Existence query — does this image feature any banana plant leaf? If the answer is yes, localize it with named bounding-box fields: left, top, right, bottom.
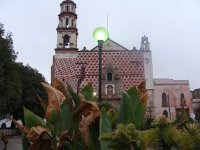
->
left=57, top=100, right=74, bottom=136
left=24, top=107, right=46, bottom=128
left=119, top=91, right=134, bottom=125
left=127, top=87, right=146, bottom=129
left=80, top=84, right=95, bottom=101
left=88, top=120, right=101, bottom=150
left=100, top=107, right=113, bottom=150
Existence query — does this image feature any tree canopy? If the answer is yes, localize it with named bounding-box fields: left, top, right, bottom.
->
left=0, top=23, right=47, bottom=119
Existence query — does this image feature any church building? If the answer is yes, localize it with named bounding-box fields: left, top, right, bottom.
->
left=51, top=0, right=192, bottom=119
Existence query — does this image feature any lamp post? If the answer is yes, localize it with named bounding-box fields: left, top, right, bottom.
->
left=93, top=27, right=109, bottom=103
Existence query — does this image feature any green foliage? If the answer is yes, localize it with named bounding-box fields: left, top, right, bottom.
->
left=108, top=123, right=137, bottom=150
left=24, top=107, right=46, bottom=128
left=17, top=63, right=47, bottom=118
left=100, top=102, right=118, bottom=128
left=162, top=127, right=179, bottom=148
left=119, top=92, right=134, bottom=125
left=181, top=123, right=200, bottom=150
left=127, top=87, right=146, bottom=129
left=80, top=83, right=96, bottom=101
left=0, top=23, right=47, bottom=119
left=119, top=86, right=146, bottom=129
left=100, top=107, right=112, bottom=150
left=57, top=101, right=74, bottom=135
left=177, top=132, right=194, bottom=150
left=0, top=23, right=22, bottom=116
left=138, top=128, right=158, bottom=149
left=22, top=134, right=30, bottom=150
left=47, top=110, right=61, bottom=126
left=88, top=121, right=101, bottom=150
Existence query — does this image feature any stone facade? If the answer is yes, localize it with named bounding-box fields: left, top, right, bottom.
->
left=152, top=79, right=192, bottom=119
left=52, top=39, right=146, bottom=101
left=51, top=0, right=192, bottom=119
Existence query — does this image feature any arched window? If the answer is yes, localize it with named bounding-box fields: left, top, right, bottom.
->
left=162, top=92, right=168, bottom=107
left=66, top=6, right=69, bottom=12
left=180, top=93, right=185, bottom=106
left=66, top=18, right=69, bottom=27
left=163, top=110, right=168, bottom=117
left=63, top=34, right=70, bottom=48
left=107, top=72, right=112, bottom=81
left=107, top=85, right=113, bottom=97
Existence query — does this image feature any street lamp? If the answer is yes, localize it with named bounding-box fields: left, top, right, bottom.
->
left=93, top=27, right=109, bottom=103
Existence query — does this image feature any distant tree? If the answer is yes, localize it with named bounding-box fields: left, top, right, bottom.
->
left=0, top=23, right=47, bottom=120
left=0, top=23, right=22, bottom=117
left=17, top=63, right=47, bottom=118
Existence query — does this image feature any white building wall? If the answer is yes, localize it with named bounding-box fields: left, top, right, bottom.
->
left=143, top=51, right=154, bottom=90
left=153, top=78, right=192, bottom=119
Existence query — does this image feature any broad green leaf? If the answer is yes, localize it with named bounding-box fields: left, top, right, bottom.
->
left=119, top=92, right=134, bottom=125
left=100, top=107, right=112, bottom=150
left=127, top=87, right=139, bottom=108
left=57, top=101, right=74, bottom=136
left=134, top=103, right=146, bottom=128
left=46, top=109, right=60, bottom=125
left=22, top=134, right=30, bottom=150
left=67, top=83, right=80, bottom=108
left=72, top=125, right=85, bottom=150
left=24, top=107, right=46, bottom=128
left=80, top=84, right=95, bottom=101
left=127, top=87, right=146, bottom=129
left=88, top=121, right=101, bottom=150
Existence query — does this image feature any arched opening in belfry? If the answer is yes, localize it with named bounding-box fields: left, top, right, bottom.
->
left=66, top=18, right=69, bottom=27
left=66, top=6, right=69, bottom=12
left=63, top=34, right=70, bottom=48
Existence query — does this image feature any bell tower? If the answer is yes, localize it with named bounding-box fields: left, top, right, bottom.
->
left=56, top=0, right=78, bottom=53
left=140, top=35, right=150, bottom=51
left=140, top=35, right=154, bottom=110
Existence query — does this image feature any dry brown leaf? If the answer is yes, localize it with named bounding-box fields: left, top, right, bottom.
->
left=52, top=77, right=73, bottom=109
left=137, top=81, right=148, bottom=107
left=36, top=94, right=47, bottom=110
left=41, top=82, right=65, bottom=119
left=29, top=131, right=53, bottom=150
left=79, top=112, right=96, bottom=144
left=58, top=130, right=71, bottom=148
left=74, top=98, right=100, bottom=145
left=12, top=118, right=30, bottom=135
left=26, top=126, right=51, bottom=143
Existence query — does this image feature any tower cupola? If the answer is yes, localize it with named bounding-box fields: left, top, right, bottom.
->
left=140, top=35, right=150, bottom=51
left=56, top=0, right=78, bottom=52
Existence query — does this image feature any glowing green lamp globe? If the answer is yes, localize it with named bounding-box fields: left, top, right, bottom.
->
left=93, top=27, right=109, bottom=42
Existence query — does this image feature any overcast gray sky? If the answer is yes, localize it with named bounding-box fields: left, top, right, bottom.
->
left=1, top=0, right=200, bottom=90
